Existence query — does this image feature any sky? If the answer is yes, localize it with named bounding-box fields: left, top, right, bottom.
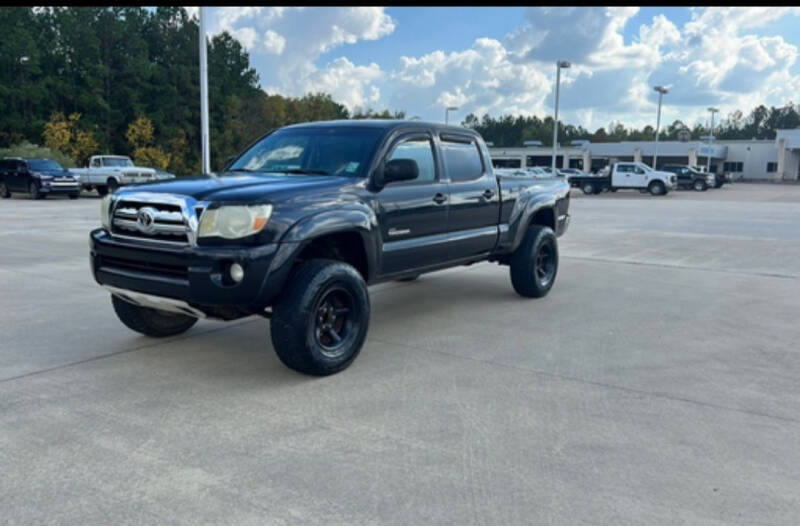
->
left=192, top=6, right=800, bottom=131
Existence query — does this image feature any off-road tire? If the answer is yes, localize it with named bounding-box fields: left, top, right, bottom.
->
left=270, top=259, right=370, bottom=376
left=112, top=295, right=198, bottom=337
left=509, top=225, right=559, bottom=298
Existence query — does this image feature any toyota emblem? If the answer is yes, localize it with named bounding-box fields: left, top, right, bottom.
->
left=136, top=207, right=157, bottom=234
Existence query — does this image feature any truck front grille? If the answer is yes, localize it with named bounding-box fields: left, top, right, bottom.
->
left=111, top=199, right=191, bottom=245
left=98, top=255, right=189, bottom=280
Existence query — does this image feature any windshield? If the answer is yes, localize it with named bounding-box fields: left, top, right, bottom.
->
left=229, top=127, right=384, bottom=177
left=28, top=160, right=64, bottom=172
left=103, top=157, right=134, bottom=167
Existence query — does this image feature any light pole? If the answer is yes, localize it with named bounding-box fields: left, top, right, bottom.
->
left=552, top=60, right=570, bottom=175
left=444, top=106, right=458, bottom=125
left=652, top=86, right=668, bottom=169
left=706, top=107, right=719, bottom=173
left=199, top=7, right=211, bottom=175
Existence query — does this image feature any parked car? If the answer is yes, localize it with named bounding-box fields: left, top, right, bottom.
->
left=70, top=155, right=157, bottom=195
left=558, top=168, right=589, bottom=181
left=661, top=165, right=715, bottom=191
left=0, top=157, right=81, bottom=199
left=495, top=167, right=550, bottom=178
left=690, top=165, right=729, bottom=188
left=90, top=120, right=571, bottom=376
left=569, top=162, right=677, bottom=195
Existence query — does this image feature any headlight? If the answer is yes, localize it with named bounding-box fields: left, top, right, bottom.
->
left=198, top=204, right=272, bottom=239
left=100, top=194, right=112, bottom=229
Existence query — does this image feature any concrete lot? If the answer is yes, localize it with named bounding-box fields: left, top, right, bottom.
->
left=1, top=183, right=799, bottom=524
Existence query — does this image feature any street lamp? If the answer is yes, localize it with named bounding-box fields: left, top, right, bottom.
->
left=706, top=107, right=719, bottom=173
left=552, top=60, right=570, bottom=175
left=652, top=86, right=668, bottom=169
left=444, top=106, right=458, bottom=125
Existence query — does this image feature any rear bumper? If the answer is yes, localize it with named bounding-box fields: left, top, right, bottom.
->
left=90, top=229, right=298, bottom=318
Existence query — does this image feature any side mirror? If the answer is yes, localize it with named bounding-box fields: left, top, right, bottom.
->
left=382, top=158, right=419, bottom=185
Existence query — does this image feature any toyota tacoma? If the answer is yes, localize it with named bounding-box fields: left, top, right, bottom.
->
left=90, top=120, right=571, bottom=375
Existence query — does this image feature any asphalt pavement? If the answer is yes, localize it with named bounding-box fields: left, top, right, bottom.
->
left=1, top=183, right=799, bottom=525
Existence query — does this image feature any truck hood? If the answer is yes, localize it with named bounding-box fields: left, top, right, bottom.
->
left=115, top=172, right=354, bottom=202
left=35, top=169, right=75, bottom=179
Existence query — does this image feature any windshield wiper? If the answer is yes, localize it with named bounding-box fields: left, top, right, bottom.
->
left=280, top=169, right=331, bottom=175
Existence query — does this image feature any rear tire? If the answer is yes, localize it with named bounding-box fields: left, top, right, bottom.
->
left=270, top=259, right=370, bottom=376
left=509, top=225, right=559, bottom=298
left=107, top=178, right=119, bottom=194
left=581, top=182, right=595, bottom=195
left=96, top=185, right=109, bottom=196
left=111, top=295, right=198, bottom=337
left=0, top=181, right=10, bottom=198
left=648, top=181, right=666, bottom=196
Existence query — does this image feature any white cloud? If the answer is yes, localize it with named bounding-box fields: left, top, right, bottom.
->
left=262, top=30, right=285, bottom=55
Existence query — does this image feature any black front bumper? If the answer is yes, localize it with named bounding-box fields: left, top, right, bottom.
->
left=90, top=229, right=298, bottom=318
left=40, top=182, right=80, bottom=194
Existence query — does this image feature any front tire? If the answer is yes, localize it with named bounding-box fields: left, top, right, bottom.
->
left=96, top=185, right=109, bottom=196
left=509, top=225, right=559, bottom=298
left=582, top=182, right=595, bottom=195
left=694, top=179, right=707, bottom=191
left=111, top=295, right=198, bottom=337
left=648, top=181, right=666, bottom=196
left=271, top=259, right=370, bottom=376
left=107, top=178, right=119, bottom=194
left=0, top=181, right=10, bottom=198
left=29, top=182, right=43, bottom=199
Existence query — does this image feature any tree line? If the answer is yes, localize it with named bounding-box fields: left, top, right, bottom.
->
left=0, top=7, right=403, bottom=173
left=461, top=103, right=800, bottom=148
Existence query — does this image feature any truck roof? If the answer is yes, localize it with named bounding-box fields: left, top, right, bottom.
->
left=282, top=119, right=481, bottom=137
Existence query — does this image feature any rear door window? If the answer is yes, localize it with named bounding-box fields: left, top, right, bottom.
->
left=440, top=137, right=484, bottom=182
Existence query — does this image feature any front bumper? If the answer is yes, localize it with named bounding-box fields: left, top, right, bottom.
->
left=40, top=181, right=80, bottom=194
left=90, top=229, right=297, bottom=318
left=556, top=213, right=570, bottom=237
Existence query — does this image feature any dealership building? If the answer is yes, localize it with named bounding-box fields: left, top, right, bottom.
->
left=488, top=129, right=800, bottom=181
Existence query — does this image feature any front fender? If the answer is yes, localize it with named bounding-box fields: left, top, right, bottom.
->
left=279, top=205, right=380, bottom=281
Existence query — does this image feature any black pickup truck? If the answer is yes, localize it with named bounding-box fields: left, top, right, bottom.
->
left=90, top=120, right=570, bottom=375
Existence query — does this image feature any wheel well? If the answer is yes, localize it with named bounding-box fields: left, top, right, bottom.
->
left=295, top=232, right=368, bottom=280
left=529, top=207, right=555, bottom=230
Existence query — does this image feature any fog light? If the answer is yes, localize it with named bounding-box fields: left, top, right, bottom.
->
left=229, top=263, right=244, bottom=283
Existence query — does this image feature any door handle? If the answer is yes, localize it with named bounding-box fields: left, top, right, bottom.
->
left=432, top=193, right=447, bottom=204
left=482, top=189, right=495, bottom=199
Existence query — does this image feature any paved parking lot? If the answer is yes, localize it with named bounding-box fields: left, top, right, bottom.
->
left=2, top=183, right=800, bottom=524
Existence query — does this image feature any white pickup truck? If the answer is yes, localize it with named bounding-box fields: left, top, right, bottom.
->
left=569, top=162, right=677, bottom=196
left=70, top=155, right=157, bottom=195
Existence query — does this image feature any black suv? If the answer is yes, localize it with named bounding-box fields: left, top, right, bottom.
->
left=0, top=158, right=81, bottom=199
left=661, top=165, right=715, bottom=191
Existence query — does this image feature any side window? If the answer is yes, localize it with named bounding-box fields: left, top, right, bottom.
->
left=91, top=158, right=102, bottom=168
left=388, top=137, right=436, bottom=183
left=441, top=139, right=484, bottom=182
left=617, top=164, right=629, bottom=173
left=17, top=161, right=27, bottom=171
left=634, top=166, right=645, bottom=174
left=0, top=160, right=9, bottom=171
